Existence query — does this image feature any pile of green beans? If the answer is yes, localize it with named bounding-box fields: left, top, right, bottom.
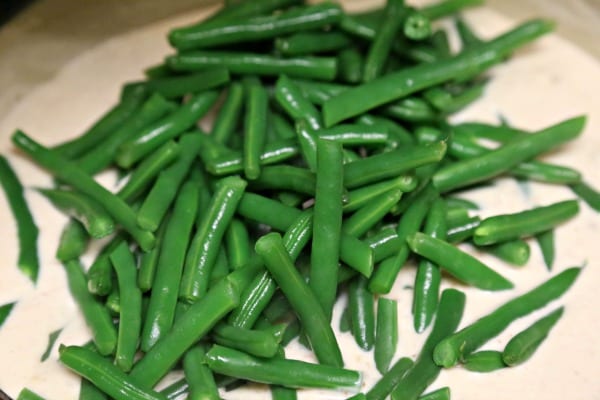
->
left=1, top=0, right=596, bottom=399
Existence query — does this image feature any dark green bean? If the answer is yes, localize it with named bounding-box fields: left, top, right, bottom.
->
left=109, top=242, right=142, bottom=372
left=79, top=377, right=108, bottom=400
left=474, top=200, right=579, bottom=245
left=463, top=350, right=506, bottom=372
left=272, top=113, right=296, bottom=140
left=180, top=176, right=247, bottom=303
left=374, top=298, right=398, bottom=374
left=129, top=273, right=241, bottom=387
left=502, top=307, right=564, bottom=367
left=391, top=289, right=466, bottom=400
left=105, top=286, right=121, bottom=316
left=408, top=232, right=513, bottom=290
left=205, top=345, right=360, bottom=389
left=0, top=302, right=15, bottom=328
left=0, top=155, right=39, bottom=283
left=183, top=345, right=219, bottom=400
left=338, top=48, right=364, bottom=84
left=237, top=192, right=302, bottom=231
left=277, top=31, right=351, bottom=56
left=56, top=219, right=89, bottom=262
left=12, top=130, right=155, bottom=251
left=203, top=0, right=303, bottom=26
left=434, top=267, right=580, bottom=367
left=570, top=180, right=600, bottom=212
left=62, top=260, right=117, bottom=356
left=344, top=189, right=403, bottom=238
left=536, top=229, right=555, bottom=270
left=348, top=276, right=375, bottom=351
left=310, top=139, right=344, bottom=320
left=482, top=239, right=530, bottom=266
left=418, top=387, right=450, bottom=400
left=60, top=345, right=167, bottom=400
left=136, top=133, right=203, bottom=231
left=168, top=51, right=338, bottom=81
left=343, top=176, right=417, bottom=213
left=127, top=68, right=230, bottom=99
left=255, top=232, right=343, bottom=367
left=323, top=19, right=554, bottom=126
left=142, top=179, right=200, bottom=350
left=212, top=322, right=282, bottom=358
left=250, top=165, right=315, bottom=196
left=37, top=188, right=114, bottom=239
left=275, top=75, right=322, bottom=130
left=358, top=114, right=415, bottom=146
left=295, top=120, right=319, bottom=171
left=243, top=77, right=268, bottom=180
left=318, top=123, right=390, bottom=147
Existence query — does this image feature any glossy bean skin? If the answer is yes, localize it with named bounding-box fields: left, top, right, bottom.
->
left=212, top=81, right=245, bottom=145
left=446, top=215, right=480, bottom=243
left=183, top=345, right=220, bottom=400
left=86, top=235, right=124, bottom=296
left=226, top=219, right=252, bottom=270
left=482, top=239, right=530, bottom=266
left=391, top=289, right=466, bottom=400
left=276, top=31, right=351, bottom=56
left=212, top=322, right=282, bottom=358
left=348, top=276, right=375, bottom=351
left=275, top=75, right=322, bottom=130
left=169, top=3, right=344, bottom=50
left=137, top=216, right=169, bottom=292
left=168, top=51, right=338, bottom=81
left=0, top=155, right=39, bottom=282
left=365, top=227, right=402, bottom=263
left=343, top=176, right=416, bottom=213
left=474, top=200, right=579, bottom=245
left=433, top=268, right=580, bottom=368
left=249, top=165, right=316, bottom=196
left=502, top=307, right=564, bottom=367
left=374, top=298, right=398, bottom=374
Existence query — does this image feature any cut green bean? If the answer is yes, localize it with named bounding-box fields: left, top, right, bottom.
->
left=79, top=378, right=108, bottom=400
left=250, top=165, right=315, bottom=196
left=391, top=289, right=466, bottom=400
left=418, top=387, right=450, bottom=400
left=318, top=123, right=390, bottom=147
left=366, top=357, right=413, bottom=400
left=40, top=328, right=63, bottom=362
left=212, top=322, right=282, bottom=358
left=168, top=51, right=338, bottom=81
left=116, top=91, right=218, bottom=168
left=180, top=176, right=247, bottom=303
left=536, top=229, right=555, bottom=270
left=276, top=31, right=351, bottom=56
left=0, top=154, right=39, bottom=283
left=343, top=176, right=416, bottom=213
left=338, top=48, right=364, bottom=84
left=403, top=10, right=432, bottom=40
left=137, top=215, right=168, bottom=292
left=474, top=200, right=579, bottom=245
left=203, top=0, right=303, bottom=26
left=434, top=267, right=580, bottom=367
left=275, top=74, right=322, bottom=130
left=503, top=306, right=564, bottom=367
left=349, top=276, right=375, bottom=351
left=37, top=188, right=114, bottom=239
left=374, top=298, right=398, bottom=374
left=205, top=345, right=361, bottom=390
left=407, top=232, right=513, bottom=291
left=87, top=235, right=124, bottom=296
left=570, top=180, right=600, bottom=212
left=16, top=388, right=46, bottom=400
left=226, top=219, right=252, bottom=270
left=323, top=19, right=554, bottom=126
left=62, top=260, right=118, bottom=356
left=183, top=345, right=220, bottom=400
left=109, top=242, right=142, bottom=372
left=243, top=77, right=268, bottom=180
left=56, top=219, right=89, bottom=262
left=212, top=81, right=244, bottom=145
left=446, top=215, right=480, bottom=243
left=310, top=139, right=344, bottom=320
left=366, top=227, right=402, bottom=263
left=12, top=130, right=155, bottom=251
left=343, top=189, right=403, bottom=238
left=255, top=233, right=343, bottom=367
left=127, top=68, right=230, bottom=99
left=482, top=239, right=530, bottom=266
left=463, top=350, right=506, bottom=372
left=0, top=302, right=15, bottom=329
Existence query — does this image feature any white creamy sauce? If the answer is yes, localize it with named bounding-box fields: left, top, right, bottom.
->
left=1, top=2, right=600, bottom=399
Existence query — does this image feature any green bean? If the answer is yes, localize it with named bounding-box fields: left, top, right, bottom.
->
left=238, top=192, right=302, bottom=231
left=463, top=350, right=506, bottom=372
left=62, top=260, right=117, bottom=356
left=250, top=165, right=315, bottom=196
left=446, top=215, right=480, bottom=243
left=275, top=75, right=322, bottom=130
left=369, top=185, right=438, bottom=294
left=211, top=82, right=244, bottom=145
left=225, top=219, right=252, bottom=270
left=136, top=133, right=203, bottom=231
left=366, top=357, right=413, bottom=400
left=310, top=139, right=344, bottom=320
left=414, top=198, right=447, bottom=333
left=363, top=0, right=406, bottom=82
left=105, top=285, right=121, bottom=316
left=256, top=232, right=343, bottom=367
left=183, top=345, right=220, bottom=400
left=180, top=176, right=247, bottom=303
left=374, top=298, right=398, bottom=374
left=168, top=51, right=338, bottom=81
left=212, top=322, right=282, bottom=358
left=358, top=114, right=415, bottom=146
left=53, top=87, right=146, bottom=160
left=391, top=289, right=466, bottom=400
left=322, top=19, right=554, bottom=126
left=408, top=232, right=513, bottom=291
left=242, top=77, right=268, bottom=180
left=317, top=123, right=390, bottom=147
left=169, top=3, right=343, bottom=50
left=344, top=189, right=403, bottom=238
left=276, top=31, right=351, bottom=56
left=365, top=227, right=402, bottom=263
left=536, top=229, right=555, bottom=270
left=434, top=267, right=580, bottom=367
left=79, top=378, right=108, bottom=400
left=137, top=215, right=168, bottom=292
left=452, top=121, right=523, bottom=142
left=348, top=276, right=375, bottom=351
left=37, top=188, right=114, bottom=239
left=0, top=302, right=15, bottom=328
left=55, top=219, right=89, bottom=262
left=206, top=138, right=299, bottom=176
left=482, top=239, right=530, bottom=266
left=86, top=234, right=124, bottom=296
left=0, top=155, right=39, bottom=283
left=295, top=120, right=319, bottom=171
left=474, top=200, right=579, bottom=245
left=570, top=180, right=600, bottom=212
left=108, top=242, right=142, bottom=372
left=209, top=247, right=231, bottom=285
left=127, top=68, right=230, bottom=99
left=403, top=10, right=432, bottom=40
left=60, top=345, right=167, bottom=400
left=421, top=0, right=484, bottom=20
left=205, top=344, right=360, bottom=389
left=76, top=93, right=176, bottom=175
left=16, top=388, right=46, bottom=400
left=116, top=91, right=218, bottom=168
left=344, top=142, right=446, bottom=189
left=381, top=97, right=439, bottom=123
left=203, top=0, right=303, bottom=26
left=292, top=78, right=347, bottom=105
left=502, top=307, right=564, bottom=367
left=142, top=179, right=200, bottom=350
left=12, top=130, right=155, bottom=251
left=272, top=113, right=296, bottom=141
left=338, top=48, right=364, bottom=84
left=116, top=141, right=180, bottom=203
left=130, top=273, right=241, bottom=387
left=344, top=176, right=417, bottom=213
left=434, top=116, right=585, bottom=192
left=418, top=387, right=450, bottom=400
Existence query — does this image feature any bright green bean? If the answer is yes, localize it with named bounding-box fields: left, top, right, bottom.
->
left=463, top=350, right=506, bottom=372
left=225, top=218, right=252, bottom=270
left=137, top=215, right=168, bottom=292
left=482, top=239, right=530, bottom=266
left=211, top=81, right=244, bottom=145
left=343, top=189, right=403, bottom=238
left=243, top=77, right=268, bottom=180
left=86, top=234, right=124, bottom=296
left=365, top=227, right=402, bottom=263
left=16, top=388, right=46, bottom=400
left=344, top=176, right=416, bottom=213
left=212, top=322, right=282, bottom=358
left=56, top=219, right=88, bottom=262
left=536, top=229, right=555, bottom=270
left=366, top=357, right=413, bottom=400
left=183, top=345, right=220, bottom=400
left=374, top=298, right=398, bottom=374
left=446, top=215, right=480, bottom=243
left=570, top=180, right=600, bottom=211
left=403, top=10, right=432, bottom=40
left=276, top=31, right=351, bottom=56
left=249, top=165, right=316, bottom=196
left=349, top=276, right=375, bottom=351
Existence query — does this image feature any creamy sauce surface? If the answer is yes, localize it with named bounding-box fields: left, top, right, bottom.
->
left=1, top=2, right=600, bottom=399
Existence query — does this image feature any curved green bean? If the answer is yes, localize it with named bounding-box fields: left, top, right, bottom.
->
left=275, top=74, right=322, bottom=130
